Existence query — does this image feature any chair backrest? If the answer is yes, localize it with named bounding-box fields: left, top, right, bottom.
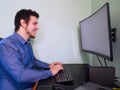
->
left=0, top=38, right=3, bottom=41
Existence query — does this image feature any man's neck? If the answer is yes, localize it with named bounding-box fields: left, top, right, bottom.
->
left=16, top=29, right=29, bottom=41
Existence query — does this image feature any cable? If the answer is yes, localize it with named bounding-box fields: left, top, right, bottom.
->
left=96, top=55, right=103, bottom=67
left=104, top=58, right=107, bottom=67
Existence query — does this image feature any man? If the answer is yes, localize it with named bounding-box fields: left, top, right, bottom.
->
left=0, top=9, right=63, bottom=90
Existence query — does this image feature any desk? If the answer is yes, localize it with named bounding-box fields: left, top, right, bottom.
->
left=36, top=64, right=119, bottom=90
left=36, top=64, right=89, bottom=90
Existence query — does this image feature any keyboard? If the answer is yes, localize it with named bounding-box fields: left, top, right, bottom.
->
left=54, top=65, right=73, bottom=84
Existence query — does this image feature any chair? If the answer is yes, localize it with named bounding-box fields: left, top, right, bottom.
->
left=0, top=37, right=3, bottom=41
left=32, top=81, right=39, bottom=90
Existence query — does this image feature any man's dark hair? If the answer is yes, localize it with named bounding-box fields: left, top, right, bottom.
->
left=14, top=9, right=39, bottom=32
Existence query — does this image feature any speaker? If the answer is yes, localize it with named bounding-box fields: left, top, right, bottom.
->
left=88, top=66, right=115, bottom=85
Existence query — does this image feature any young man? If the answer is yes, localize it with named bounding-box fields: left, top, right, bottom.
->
left=0, top=9, right=63, bottom=90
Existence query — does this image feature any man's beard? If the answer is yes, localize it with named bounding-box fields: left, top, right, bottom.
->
left=25, top=29, right=36, bottom=39
left=28, top=32, right=36, bottom=38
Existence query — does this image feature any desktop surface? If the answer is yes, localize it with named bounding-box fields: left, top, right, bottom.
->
left=36, top=64, right=89, bottom=90
left=36, top=64, right=119, bottom=90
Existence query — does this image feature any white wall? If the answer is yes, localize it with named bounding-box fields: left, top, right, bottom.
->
left=0, top=0, right=92, bottom=64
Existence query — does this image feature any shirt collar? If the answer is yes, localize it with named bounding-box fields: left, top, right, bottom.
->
left=13, top=32, right=27, bottom=45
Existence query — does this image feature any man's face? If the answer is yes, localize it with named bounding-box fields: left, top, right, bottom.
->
left=25, top=16, right=39, bottom=38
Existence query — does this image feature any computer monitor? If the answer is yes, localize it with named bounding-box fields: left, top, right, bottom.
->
left=79, top=2, right=113, bottom=61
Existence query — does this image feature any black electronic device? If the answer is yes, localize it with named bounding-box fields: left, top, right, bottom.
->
left=79, top=2, right=114, bottom=62
left=52, top=84, right=74, bottom=90
left=52, top=84, right=65, bottom=90
left=88, top=66, right=115, bottom=86
left=54, top=65, right=73, bottom=85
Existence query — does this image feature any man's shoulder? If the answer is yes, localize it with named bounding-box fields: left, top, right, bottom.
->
left=0, top=35, right=21, bottom=51
left=1, top=35, right=16, bottom=44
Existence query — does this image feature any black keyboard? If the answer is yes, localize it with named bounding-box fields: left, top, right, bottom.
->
left=54, top=65, right=73, bottom=84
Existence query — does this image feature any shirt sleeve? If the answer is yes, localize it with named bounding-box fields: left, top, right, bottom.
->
left=34, top=58, right=50, bottom=69
left=0, top=45, right=52, bottom=83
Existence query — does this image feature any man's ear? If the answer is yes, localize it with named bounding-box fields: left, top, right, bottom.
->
left=20, top=19, right=26, bottom=28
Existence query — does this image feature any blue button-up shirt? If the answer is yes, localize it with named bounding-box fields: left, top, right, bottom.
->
left=0, top=32, right=52, bottom=90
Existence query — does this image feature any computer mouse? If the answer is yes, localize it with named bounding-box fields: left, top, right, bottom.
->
left=52, top=84, right=65, bottom=90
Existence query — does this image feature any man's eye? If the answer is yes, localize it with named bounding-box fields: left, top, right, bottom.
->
left=33, top=22, right=38, bottom=25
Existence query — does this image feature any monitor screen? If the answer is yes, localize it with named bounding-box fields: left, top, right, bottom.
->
left=79, top=2, right=113, bottom=61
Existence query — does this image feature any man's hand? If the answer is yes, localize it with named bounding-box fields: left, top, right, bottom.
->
left=49, top=62, right=62, bottom=69
left=49, top=62, right=63, bottom=76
